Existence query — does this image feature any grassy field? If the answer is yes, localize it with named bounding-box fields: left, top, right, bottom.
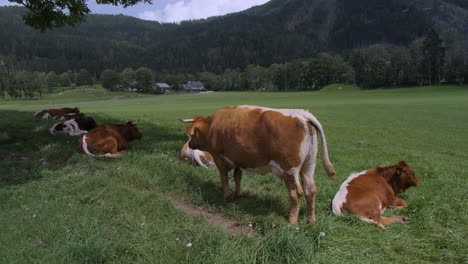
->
left=0, top=85, right=467, bottom=263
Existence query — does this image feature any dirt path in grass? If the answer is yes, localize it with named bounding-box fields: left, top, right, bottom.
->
left=169, top=199, right=259, bottom=239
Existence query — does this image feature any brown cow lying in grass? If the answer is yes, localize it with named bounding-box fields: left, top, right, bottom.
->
left=332, top=160, right=420, bottom=228
left=34, top=107, right=80, bottom=119
left=179, top=140, right=215, bottom=168
left=78, top=121, right=142, bottom=157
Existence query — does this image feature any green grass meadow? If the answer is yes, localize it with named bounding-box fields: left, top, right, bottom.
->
left=0, top=85, right=467, bottom=263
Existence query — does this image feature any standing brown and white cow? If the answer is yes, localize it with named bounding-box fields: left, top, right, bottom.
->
left=34, top=107, right=80, bottom=119
left=78, top=121, right=142, bottom=157
left=332, top=160, right=420, bottom=228
left=181, top=105, right=336, bottom=223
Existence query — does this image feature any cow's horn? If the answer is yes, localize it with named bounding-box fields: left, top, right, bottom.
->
left=179, top=118, right=195, bottom=123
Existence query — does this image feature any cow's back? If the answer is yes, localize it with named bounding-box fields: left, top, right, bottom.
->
left=209, top=107, right=307, bottom=169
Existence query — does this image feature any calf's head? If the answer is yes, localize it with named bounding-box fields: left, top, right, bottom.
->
left=78, top=117, right=97, bottom=131
left=180, top=116, right=212, bottom=151
left=382, top=160, right=420, bottom=194
left=121, top=121, right=142, bottom=141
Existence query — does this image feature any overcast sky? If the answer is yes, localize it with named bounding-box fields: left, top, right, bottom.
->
left=0, top=0, right=271, bottom=23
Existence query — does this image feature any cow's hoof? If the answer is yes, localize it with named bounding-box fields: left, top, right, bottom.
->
left=401, top=216, right=411, bottom=223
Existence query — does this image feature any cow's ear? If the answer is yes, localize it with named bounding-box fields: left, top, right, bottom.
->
left=126, top=121, right=135, bottom=126
left=190, top=127, right=197, bottom=136
left=396, top=168, right=402, bottom=176
left=179, top=118, right=195, bottom=123
left=398, top=160, right=408, bottom=167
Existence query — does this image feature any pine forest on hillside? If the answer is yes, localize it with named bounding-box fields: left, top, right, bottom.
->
left=0, top=0, right=468, bottom=99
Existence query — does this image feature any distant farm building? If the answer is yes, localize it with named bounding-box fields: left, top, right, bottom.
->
left=184, top=81, right=205, bottom=91
left=152, top=82, right=172, bottom=94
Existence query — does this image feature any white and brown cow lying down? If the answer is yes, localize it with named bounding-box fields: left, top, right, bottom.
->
left=34, top=107, right=81, bottom=119
left=78, top=121, right=142, bottom=157
left=49, top=117, right=97, bottom=136
left=53, top=112, right=86, bottom=120
left=179, top=140, right=215, bottom=168
left=332, top=160, right=420, bottom=228
left=181, top=105, right=336, bottom=224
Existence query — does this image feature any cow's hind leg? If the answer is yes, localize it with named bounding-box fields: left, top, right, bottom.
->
left=301, top=132, right=318, bottom=223
left=283, top=171, right=303, bottom=224
left=233, top=168, right=243, bottom=200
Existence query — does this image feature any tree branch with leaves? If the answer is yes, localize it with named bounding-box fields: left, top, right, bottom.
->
left=8, top=0, right=152, bottom=31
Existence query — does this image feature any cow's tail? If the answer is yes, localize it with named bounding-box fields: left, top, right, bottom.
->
left=103, top=153, right=124, bottom=158
left=80, top=135, right=94, bottom=156
left=305, top=113, right=337, bottom=180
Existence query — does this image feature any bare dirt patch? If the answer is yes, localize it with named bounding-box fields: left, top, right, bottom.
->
left=169, top=199, right=259, bottom=239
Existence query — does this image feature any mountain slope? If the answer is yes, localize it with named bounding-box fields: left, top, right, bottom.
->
left=0, top=0, right=467, bottom=74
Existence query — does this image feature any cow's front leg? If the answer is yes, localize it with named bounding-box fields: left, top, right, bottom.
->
left=233, top=168, right=243, bottom=200
left=391, top=198, right=408, bottom=210
left=214, top=158, right=231, bottom=202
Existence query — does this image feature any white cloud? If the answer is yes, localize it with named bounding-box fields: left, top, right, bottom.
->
left=138, top=0, right=270, bottom=22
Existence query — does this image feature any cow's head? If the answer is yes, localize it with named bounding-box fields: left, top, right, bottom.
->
left=78, top=117, right=97, bottom=131
left=34, top=110, right=48, bottom=119
left=122, top=121, right=142, bottom=141
left=180, top=116, right=212, bottom=151
left=386, top=160, right=420, bottom=194
left=49, top=122, right=73, bottom=135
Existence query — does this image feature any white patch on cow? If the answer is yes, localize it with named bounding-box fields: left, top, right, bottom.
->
left=81, top=135, right=94, bottom=156
left=49, top=119, right=88, bottom=136
left=66, top=120, right=87, bottom=136
left=301, top=132, right=318, bottom=196
left=49, top=123, right=58, bottom=135
left=42, top=113, right=51, bottom=119
left=380, top=206, right=387, bottom=215
left=238, top=105, right=311, bottom=120
left=191, top=149, right=214, bottom=168
left=332, top=170, right=367, bottom=216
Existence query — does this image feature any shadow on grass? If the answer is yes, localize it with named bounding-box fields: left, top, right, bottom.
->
left=1, top=109, right=285, bottom=220
left=182, top=169, right=288, bottom=220
left=0, top=109, right=181, bottom=187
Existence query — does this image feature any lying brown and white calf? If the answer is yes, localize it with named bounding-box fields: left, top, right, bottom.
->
left=332, top=160, right=420, bottom=228
left=50, top=117, right=97, bottom=136
left=78, top=121, right=142, bottom=157
left=179, top=140, right=215, bottom=168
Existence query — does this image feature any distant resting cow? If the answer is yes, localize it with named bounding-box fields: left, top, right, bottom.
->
left=179, top=140, right=215, bottom=168
left=50, top=117, right=97, bottom=136
left=78, top=121, right=142, bottom=157
left=34, top=107, right=80, bottom=119
left=181, top=105, right=336, bottom=224
left=332, top=160, right=420, bottom=228
left=52, top=112, right=86, bottom=120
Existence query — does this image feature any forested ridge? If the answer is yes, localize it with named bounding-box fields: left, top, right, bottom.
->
left=0, top=0, right=467, bottom=98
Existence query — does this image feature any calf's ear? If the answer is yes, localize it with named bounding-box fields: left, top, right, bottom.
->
left=398, top=160, right=408, bottom=167
left=396, top=168, right=402, bottom=175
